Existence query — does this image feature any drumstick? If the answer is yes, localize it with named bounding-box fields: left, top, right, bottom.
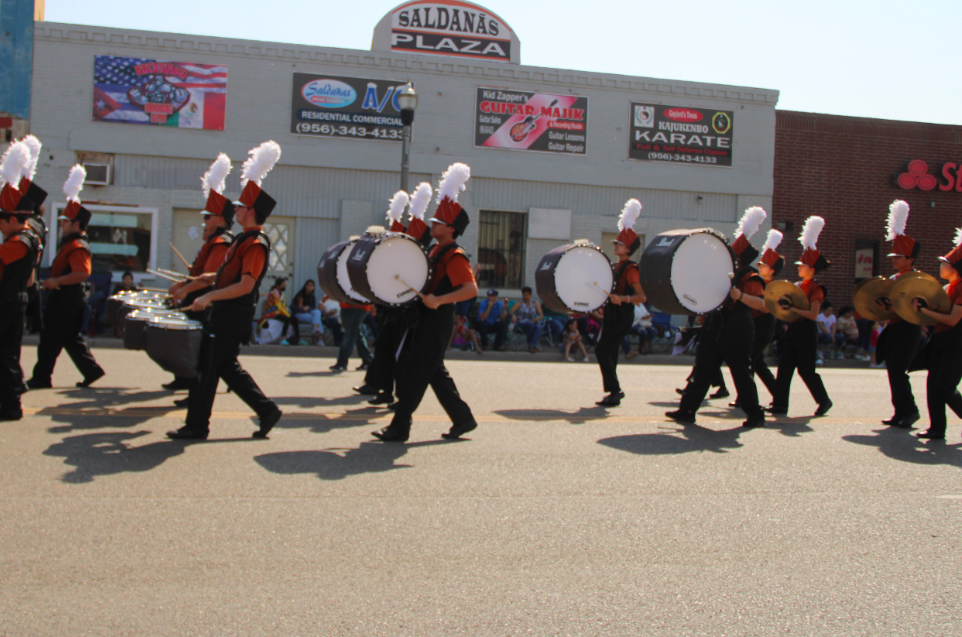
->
left=169, top=243, right=191, bottom=269
left=592, top=281, right=615, bottom=299
left=158, top=267, right=196, bottom=280
left=395, top=274, right=424, bottom=299
left=147, top=268, right=188, bottom=282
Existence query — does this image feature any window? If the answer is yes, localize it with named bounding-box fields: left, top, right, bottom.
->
left=49, top=203, right=158, bottom=279
left=477, top=210, right=527, bottom=290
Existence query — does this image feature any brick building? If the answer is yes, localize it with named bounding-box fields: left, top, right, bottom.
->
left=773, top=111, right=962, bottom=305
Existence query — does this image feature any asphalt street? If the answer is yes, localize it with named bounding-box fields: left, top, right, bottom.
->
left=1, top=346, right=960, bottom=636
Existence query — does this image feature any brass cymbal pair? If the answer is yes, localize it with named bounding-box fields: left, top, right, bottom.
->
left=852, top=271, right=945, bottom=325
left=763, top=280, right=809, bottom=322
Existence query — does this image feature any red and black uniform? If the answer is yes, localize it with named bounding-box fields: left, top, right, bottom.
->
left=388, top=241, right=477, bottom=435
left=184, top=227, right=233, bottom=320
left=679, top=265, right=765, bottom=419
left=185, top=228, right=279, bottom=434
left=596, top=259, right=639, bottom=395
left=876, top=269, right=922, bottom=422
left=0, top=230, right=39, bottom=418
left=751, top=283, right=777, bottom=399
left=22, top=215, right=47, bottom=333
left=30, top=233, right=104, bottom=386
left=908, top=280, right=962, bottom=438
left=771, top=279, right=831, bottom=412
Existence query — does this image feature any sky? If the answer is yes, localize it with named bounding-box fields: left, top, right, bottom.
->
left=42, top=0, right=962, bottom=126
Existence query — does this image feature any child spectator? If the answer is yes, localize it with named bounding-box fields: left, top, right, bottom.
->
left=449, top=314, right=483, bottom=354
left=563, top=318, right=589, bottom=362
left=835, top=306, right=859, bottom=359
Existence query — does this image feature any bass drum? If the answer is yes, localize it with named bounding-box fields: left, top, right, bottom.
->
left=535, top=242, right=614, bottom=314
left=347, top=232, right=431, bottom=307
left=317, top=239, right=369, bottom=305
left=640, top=228, right=734, bottom=315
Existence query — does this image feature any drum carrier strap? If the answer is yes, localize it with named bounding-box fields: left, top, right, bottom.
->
left=429, top=242, right=467, bottom=297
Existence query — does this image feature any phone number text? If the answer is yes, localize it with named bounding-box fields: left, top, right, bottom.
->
left=647, top=152, right=720, bottom=164
left=295, top=123, right=402, bottom=140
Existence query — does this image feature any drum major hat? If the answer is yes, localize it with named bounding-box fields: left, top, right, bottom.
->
left=16, top=134, right=47, bottom=214
left=614, top=199, right=642, bottom=255
left=201, top=153, right=236, bottom=225
left=405, top=182, right=433, bottom=246
left=759, top=229, right=785, bottom=276
left=938, top=229, right=962, bottom=269
left=796, top=215, right=830, bottom=272
left=0, top=141, right=35, bottom=217
left=731, top=206, right=767, bottom=264
left=233, top=141, right=281, bottom=219
left=59, top=165, right=92, bottom=227
left=885, top=200, right=920, bottom=259
left=429, top=163, right=471, bottom=236
left=386, top=190, right=409, bottom=233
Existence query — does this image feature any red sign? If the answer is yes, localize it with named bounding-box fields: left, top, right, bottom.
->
left=664, top=108, right=704, bottom=123
left=898, top=159, right=962, bottom=192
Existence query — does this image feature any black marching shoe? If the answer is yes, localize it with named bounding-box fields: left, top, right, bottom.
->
left=371, top=426, right=409, bottom=442
left=254, top=408, right=282, bottom=439
left=882, top=415, right=901, bottom=426
left=765, top=405, right=788, bottom=416
left=162, top=378, right=193, bottom=391
left=352, top=384, right=378, bottom=395
left=710, top=387, right=730, bottom=399
left=665, top=409, right=696, bottom=425
left=368, top=392, right=395, bottom=406
left=166, top=426, right=208, bottom=441
left=76, top=369, right=105, bottom=388
left=814, top=401, right=833, bottom=417
left=25, top=378, right=52, bottom=390
left=442, top=421, right=477, bottom=440
left=742, top=411, right=767, bottom=429
left=596, top=391, right=625, bottom=407
left=893, top=412, right=920, bottom=429
left=173, top=397, right=189, bottom=408
left=0, top=412, right=23, bottom=422
left=675, top=388, right=686, bottom=396
left=728, top=400, right=741, bottom=409
left=916, top=429, right=945, bottom=440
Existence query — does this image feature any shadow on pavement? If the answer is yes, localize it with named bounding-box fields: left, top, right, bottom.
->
left=272, top=406, right=386, bottom=435
left=272, top=394, right=371, bottom=409
left=255, top=440, right=449, bottom=480
left=43, top=431, right=188, bottom=483
left=285, top=370, right=351, bottom=378
left=843, top=427, right=962, bottom=468
left=598, top=422, right=746, bottom=455
left=35, top=388, right=181, bottom=433
left=494, top=407, right=610, bottom=424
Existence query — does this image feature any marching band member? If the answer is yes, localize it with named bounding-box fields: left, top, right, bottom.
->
left=594, top=199, right=646, bottom=407
left=372, top=163, right=478, bottom=442
left=910, top=230, right=962, bottom=440
left=769, top=216, right=832, bottom=417
left=666, top=206, right=767, bottom=428
left=748, top=229, right=784, bottom=403
left=0, top=143, right=41, bottom=420
left=165, top=153, right=235, bottom=392
left=876, top=200, right=922, bottom=428
left=167, top=141, right=283, bottom=440
left=26, top=165, right=105, bottom=390
left=16, top=135, right=49, bottom=336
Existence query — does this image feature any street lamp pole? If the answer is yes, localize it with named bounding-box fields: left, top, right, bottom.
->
left=397, top=83, right=418, bottom=192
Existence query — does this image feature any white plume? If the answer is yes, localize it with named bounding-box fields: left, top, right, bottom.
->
left=408, top=182, right=433, bottom=221
left=885, top=200, right=910, bottom=241
left=761, top=229, right=784, bottom=254
left=0, top=141, right=30, bottom=187
left=954, top=228, right=962, bottom=248
left=618, top=198, right=642, bottom=232
left=64, top=164, right=86, bottom=203
left=240, top=140, right=281, bottom=187
left=21, top=135, right=42, bottom=180
left=386, top=190, right=409, bottom=223
left=799, top=216, right=825, bottom=250
left=735, top=206, right=767, bottom=240
left=436, top=162, right=470, bottom=203
left=201, top=153, right=232, bottom=199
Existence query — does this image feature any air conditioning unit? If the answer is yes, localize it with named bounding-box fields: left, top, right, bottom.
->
left=82, top=162, right=111, bottom=186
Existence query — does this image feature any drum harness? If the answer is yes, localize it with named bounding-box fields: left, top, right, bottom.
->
left=395, top=241, right=463, bottom=360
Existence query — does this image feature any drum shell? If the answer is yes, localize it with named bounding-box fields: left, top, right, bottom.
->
left=346, top=233, right=430, bottom=307
left=317, top=240, right=367, bottom=305
left=639, top=228, right=734, bottom=316
left=144, top=324, right=203, bottom=379
left=122, top=314, right=151, bottom=350
left=535, top=244, right=613, bottom=315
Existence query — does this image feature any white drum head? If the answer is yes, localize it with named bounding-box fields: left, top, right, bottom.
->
left=554, top=247, right=613, bottom=313
left=669, top=233, right=734, bottom=313
left=149, top=316, right=202, bottom=330
left=365, top=236, right=429, bottom=304
left=336, top=241, right=369, bottom=304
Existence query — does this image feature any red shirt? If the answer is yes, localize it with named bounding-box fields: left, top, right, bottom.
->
left=613, top=260, right=640, bottom=295
left=190, top=232, right=232, bottom=276
left=215, top=229, right=268, bottom=290
left=935, top=279, right=962, bottom=334
left=799, top=279, right=824, bottom=305
left=50, top=236, right=92, bottom=278
left=0, top=236, right=30, bottom=281
left=426, top=244, right=474, bottom=294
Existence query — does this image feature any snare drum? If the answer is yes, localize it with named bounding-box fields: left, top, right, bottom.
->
left=639, top=228, right=735, bottom=315
left=535, top=242, right=614, bottom=314
left=347, top=232, right=431, bottom=307
left=122, top=308, right=183, bottom=350
left=144, top=316, right=204, bottom=378
left=317, top=239, right=370, bottom=305
left=106, top=290, right=167, bottom=327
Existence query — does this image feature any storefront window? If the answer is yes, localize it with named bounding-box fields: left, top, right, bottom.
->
left=50, top=204, right=158, bottom=278
left=477, top=210, right=526, bottom=290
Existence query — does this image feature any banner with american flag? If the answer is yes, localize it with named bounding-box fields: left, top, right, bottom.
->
left=93, top=55, right=228, bottom=130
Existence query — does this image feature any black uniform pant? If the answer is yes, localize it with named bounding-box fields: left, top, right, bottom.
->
left=879, top=320, right=922, bottom=418
left=0, top=301, right=26, bottom=416
left=364, top=308, right=407, bottom=395
left=921, top=331, right=962, bottom=436
left=680, top=314, right=761, bottom=417
left=772, top=319, right=830, bottom=410
left=596, top=303, right=634, bottom=394
left=186, top=315, right=277, bottom=434
left=31, top=288, right=103, bottom=384
left=752, top=313, right=777, bottom=398
left=389, top=305, right=475, bottom=433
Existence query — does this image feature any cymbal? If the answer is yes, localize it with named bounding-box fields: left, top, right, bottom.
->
left=764, top=280, right=809, bottom=323
left=897, top=269, right=939, bottom=284
left=852, top=276, right=896, bottom=321
left=890, top=277, right=950, bottom=326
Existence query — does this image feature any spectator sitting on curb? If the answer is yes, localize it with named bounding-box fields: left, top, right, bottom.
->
left=562, top=318, right=589, bottom=362
left=320, top=294, right=344, bottom=346
left=291, top=279, right=323, bottom=341
left=476, top=288, right=508, bottom=351
left=508, top=286, right=543, bottom=353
